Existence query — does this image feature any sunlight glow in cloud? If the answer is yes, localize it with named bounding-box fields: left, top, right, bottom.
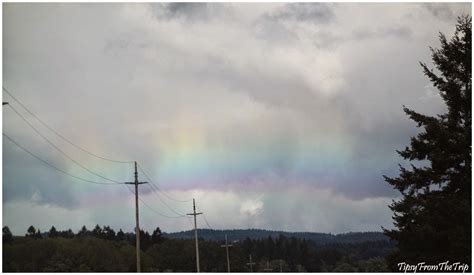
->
left=2, top=2, right=470, bottom=234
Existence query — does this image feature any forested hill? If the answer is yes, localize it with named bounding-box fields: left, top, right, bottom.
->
left=163, top=229, right=389, bottom=244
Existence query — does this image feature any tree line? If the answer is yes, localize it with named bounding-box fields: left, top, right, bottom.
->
left=164, top=228, right=389, bottom=245
left=3, top=225, right=393, bottom=272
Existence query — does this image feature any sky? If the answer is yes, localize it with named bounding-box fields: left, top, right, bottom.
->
left=2, top=2, right=471, bottom=235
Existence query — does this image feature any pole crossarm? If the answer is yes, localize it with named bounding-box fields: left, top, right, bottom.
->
left=187, top=212, right=203, bottom=216
left=246, top=260, right=256, bottom=272
left=221, top=234, right=233, bottom=272
left=263, top=261, right=273, bottom=272
left=246, top=255, right=256, bottom=272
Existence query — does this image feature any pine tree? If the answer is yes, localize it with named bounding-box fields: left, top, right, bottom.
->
left=3, top=226, right=13, bottom=244
left=151, top=227, right=162, bottom=244
left=384, top=16, right=471, bottom=269
left=49, top=226, right=58, bottom=238
left=65, top=229, right=75, bottom=238
left=26, top=225, right=36, bottom=238
left=35, top=229, right=43, bottom=239
left=102, top=226, right=116, bottom=240
left=92, top=224, right=103, bottom=238
left=117, top=229, right=125, bottom=241
left=78, top=225, right=89, bottom=237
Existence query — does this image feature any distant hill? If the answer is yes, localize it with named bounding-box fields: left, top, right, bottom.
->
left=162, top=229, right=389, bottom=245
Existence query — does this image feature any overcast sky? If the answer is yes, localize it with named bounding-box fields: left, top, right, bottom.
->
left=2, top=3, right=471, bottom=235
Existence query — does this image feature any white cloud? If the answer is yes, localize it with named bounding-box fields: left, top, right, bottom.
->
left=3, top=186, right=393, bottom=235
left=2, top=3, right=470, bottom=233
left=240, top=199, right=264, bottom=217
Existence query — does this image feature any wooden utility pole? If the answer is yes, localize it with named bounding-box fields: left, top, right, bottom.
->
left=221, top=234, right=233, bottom=272
left=125, top=161, right=147, bottom=272
left=246, top=255, right=256, bottom=272
left=187, top=199, right=202, bottom=272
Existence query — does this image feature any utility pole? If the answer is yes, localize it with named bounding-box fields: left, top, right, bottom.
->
left=263, top=261, right=272, bottom=272
left=279, top=259, right=283, bottom=272
left=246, top=255, right=256, bottom=272
left=125, top=161, right=147, bottom=272
left=221, top=234, right=233, bottom=272
left=187, top=199, right=202, bottom=272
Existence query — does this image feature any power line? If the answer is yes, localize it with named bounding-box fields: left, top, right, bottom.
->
left=136, top=163, right=192, bottom=203
left=136, top=164, right=190, bottom=217
left=186, top=215, right=195, bottom=228
left=197, top=206, right=214, bottom=231
left=4, top=87, right=190, bottom=218
left=123, top=184, right=186, bottom=219
left=3, top=133, right=120, bottom=185
left=4, top=87, right=190, bottom=224
left=147, top=184, right=188, bottom=216
left=202, top=213, right=213, bottom=231
left=3, top=86, right=134, bottom=164
left=6, top=103, right=122, bottom=184
left=140, top=195, right=187, bottom=219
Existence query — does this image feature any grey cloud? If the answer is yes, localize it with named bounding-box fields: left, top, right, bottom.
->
left=3, top=138, right=80, bottom=209
left=253, top=18, right=300, bottom=45
left=352, top=25, right=412, bottom=41
left=268, top=3, right=335, bottom=24
left=3, top=3, right=470, bottom=232
left=258, top=186, right=393, bottom=233
left=150, top=3, right=233, bottom=22
left=310, top=30, right=344, bottom=49
left=423, top=3, right=456, bottom=21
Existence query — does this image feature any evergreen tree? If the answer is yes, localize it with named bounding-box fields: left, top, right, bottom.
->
left=49, top=226, right=58, bottom=238
left=102, top=226, right=116, bottom=240
left=59, top=228, right=75, bottom=239
left=78, top=225, right=89, bottom=237
left=384, top=16, right=471, bottom=268
left=65, top=229, right=75, bottom=238
left=35, top=229, right=43, bottom=239
left=140, top=230, right=152, bottom=251
left=117, top=229, right=125, bottom=241
left=3, top=226, right=13, bottom=244
left=92, top=224, right=103, bottom=238
left=151, top=227, right=162, bottom=244
left=26, top=225, right=36, bottom=238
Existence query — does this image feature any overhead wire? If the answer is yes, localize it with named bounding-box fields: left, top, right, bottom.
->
left=202, top=214, right=213, bottom=231
left=6, top=103, right=123, bottom=184
left=197, top=205, right=214, bottom=231
left=3, top=86, right=191, bottom=220
left=3, top=87, right=134, bottom=164
left=3, top=133, right=120, bottom=185
left=137, top=163, right=193, bottom=203
left=147, top=184, right=188, bottom=217
left=139, top=196, right=187, bottom=219
left=122, top=184, right=186, bottom=219
left=185, top=215, right=195, bottom=229
left=136, top=164, right=189, bottom=217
